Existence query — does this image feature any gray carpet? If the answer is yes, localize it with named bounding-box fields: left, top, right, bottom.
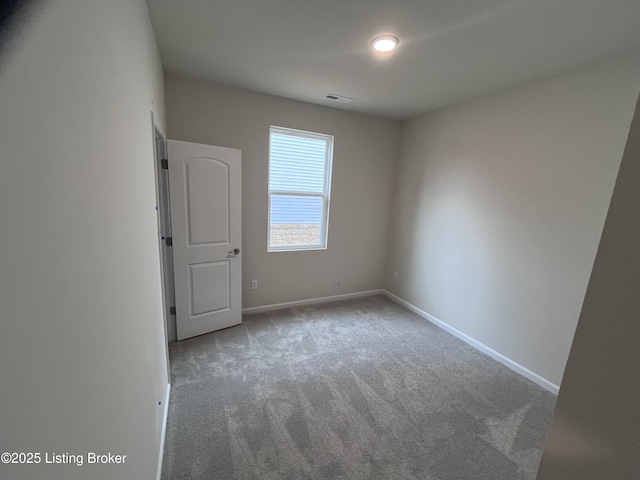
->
left=161, top=295, right=555, bottom=480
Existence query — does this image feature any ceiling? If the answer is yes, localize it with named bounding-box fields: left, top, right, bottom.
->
left=146, top=0, right=640, bottom=120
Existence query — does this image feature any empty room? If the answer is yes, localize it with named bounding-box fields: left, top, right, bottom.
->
left=1, top=1, right=639, bottom=479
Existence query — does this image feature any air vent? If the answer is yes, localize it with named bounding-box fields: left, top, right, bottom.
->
left=324, top=93, right=354, bottom=104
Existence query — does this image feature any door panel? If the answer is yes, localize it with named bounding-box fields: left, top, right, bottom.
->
left=189, top=261, right=230, bottom=315
left=168, top=139, right=241, bottom=340
left=186, top=159, right=229, bottom=245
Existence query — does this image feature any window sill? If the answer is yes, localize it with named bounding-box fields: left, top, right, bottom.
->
left=268, top=245, right=327, bottom=253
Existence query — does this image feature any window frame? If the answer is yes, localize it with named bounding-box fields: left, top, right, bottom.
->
left=267, top=126, right=334, bottom=252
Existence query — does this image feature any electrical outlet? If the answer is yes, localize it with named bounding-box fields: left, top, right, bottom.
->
left=393, top=272, right=399, bottom=280
left=251, top=280, right=258, bottom=290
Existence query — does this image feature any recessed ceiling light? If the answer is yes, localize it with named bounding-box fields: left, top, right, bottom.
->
left=371, top=35, right=399, bottom=53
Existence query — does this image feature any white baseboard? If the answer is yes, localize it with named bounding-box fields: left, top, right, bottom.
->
left=242, top=289, right=385, bottom=314
left=156, top=383, right=171, bottom=480
left=382, top=290, right=560, bottom=395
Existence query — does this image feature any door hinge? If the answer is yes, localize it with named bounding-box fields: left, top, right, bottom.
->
left=170, top=306, right=176, bottom=315
left=165, top=236, right=173, bottom=247
left=161, top=159, right=168, bottom=170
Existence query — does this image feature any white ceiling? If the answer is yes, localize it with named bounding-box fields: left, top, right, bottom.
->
left=146, top=0, right=640, bottom=120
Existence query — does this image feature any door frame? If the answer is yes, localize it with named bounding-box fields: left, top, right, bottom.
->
left=151, top=113, right=175, bottom=375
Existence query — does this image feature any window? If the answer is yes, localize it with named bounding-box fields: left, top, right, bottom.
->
left=268, top=126, right=333, bottom=251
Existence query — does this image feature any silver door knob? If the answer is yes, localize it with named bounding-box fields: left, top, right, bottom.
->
left=229, top=248, right=240, bottom=255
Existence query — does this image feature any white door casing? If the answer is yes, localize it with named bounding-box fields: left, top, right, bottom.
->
left=168, top=140, right=242, bottom=340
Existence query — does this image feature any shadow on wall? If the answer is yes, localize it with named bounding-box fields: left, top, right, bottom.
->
left=393, top=139, right=499, bottom=332
left=0, top=0, right=43, bottom=69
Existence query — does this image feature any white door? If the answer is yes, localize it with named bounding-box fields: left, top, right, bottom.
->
left=168, top=140, right=242, bottom=340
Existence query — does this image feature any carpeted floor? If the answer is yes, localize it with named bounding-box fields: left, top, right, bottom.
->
left=161, top=295, right=555, bottom=480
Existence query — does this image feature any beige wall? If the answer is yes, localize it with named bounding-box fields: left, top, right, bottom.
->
left=0, top=1, right=168, bottom=479
left=536, top=86, right=640, bottom=480
left=386, top=55, right=640, bottom=386
left=165, top=76, right=400, bottom=316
